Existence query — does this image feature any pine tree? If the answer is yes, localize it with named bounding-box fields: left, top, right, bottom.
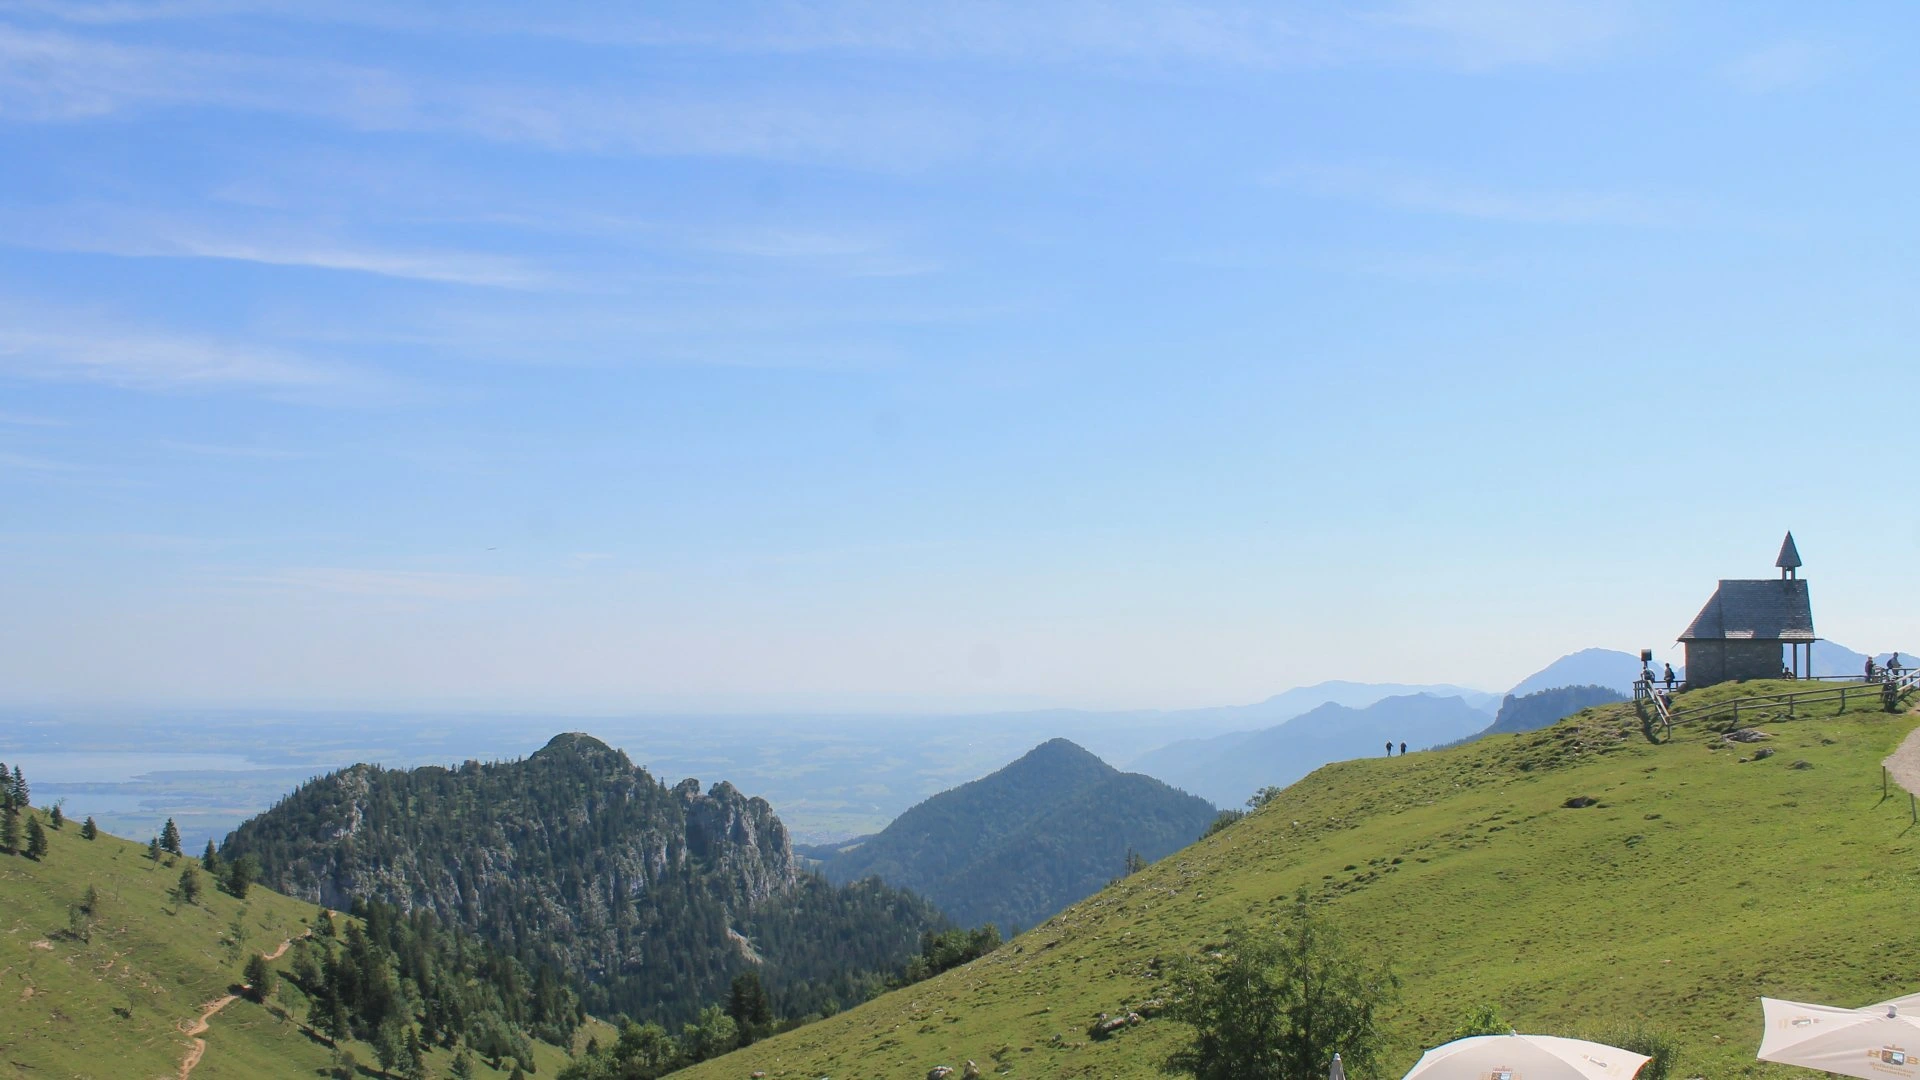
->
left=147, top=836, right=161, bottom=862
left=224, top=854, right=258, bottom=899
left=25, top=815, right=48, bottom=860
left=1, top=806, right=18, bottom=855
left=10, top=765, right=25, bottom=808
left=80, top=816, right=98, bottom=840
left=403, top=1026, right=430, bottom=1080
left=160, top=818, right=182, bottom=856
left=202, top=840, right=221, bottom=873
left=450, top=1048, right=474, bottom=1080
left=177, top=864, right=202, bottom=905
left=244, top=952, right=276, bottom=1002
left=49, top=803, right=63, bottom=829
left=0, top=760, right=9, bottom=808
left=727, top=970, right=774, bottom=1042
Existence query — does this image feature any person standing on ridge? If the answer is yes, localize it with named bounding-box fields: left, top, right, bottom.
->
left=1663, top=663, right=1676, bottom=689
left=1400, top=741, right=1407, bottom=756
left=1385, top=741, right=1393, bottom=757
left=1867, top=656, right=1877, bottom=681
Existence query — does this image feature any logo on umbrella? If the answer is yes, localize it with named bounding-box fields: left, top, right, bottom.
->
left=1878, top=1046, right=1910, bottom=1066
left=1486, top=1070, right=1515, bottom=1079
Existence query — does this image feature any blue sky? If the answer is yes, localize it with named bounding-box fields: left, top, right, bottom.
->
left=2, top=1, right=1916, bottom=712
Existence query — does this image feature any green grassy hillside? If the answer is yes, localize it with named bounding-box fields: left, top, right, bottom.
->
left=0, top=814, right=606, bottom=1079
left=679, top=682, right=1920, bottom=1080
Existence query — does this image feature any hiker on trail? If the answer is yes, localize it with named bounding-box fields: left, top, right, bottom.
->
left=1893, top=654, right=1905, bottom=678
left=1867, top=656, right=1878, bottom=681
left=1385, top=741, right=1393, bottom=757
left=1663, top=663, right=1676, bottom=689
left=1400, top=741, right=1407, bottom=756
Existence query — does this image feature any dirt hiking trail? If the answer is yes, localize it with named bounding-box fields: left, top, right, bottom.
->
left=175, top=930, right=309, bottom=1080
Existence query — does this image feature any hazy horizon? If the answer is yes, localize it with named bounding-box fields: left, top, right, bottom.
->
left=5, top=2, right=1918, bottom=713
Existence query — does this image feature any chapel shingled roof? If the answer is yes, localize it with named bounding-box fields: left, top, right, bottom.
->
left=1678, top=578, right=1815, bottom=642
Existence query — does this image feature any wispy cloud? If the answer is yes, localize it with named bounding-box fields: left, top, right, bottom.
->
left=0, top=410, right=64, bottom=426
left=689, top=226, right=941, bottom=278
left=1369, top=0, right=1633, bottom=69
left=0, top=25, right=975, bottom=169
left=0, top=203, right=553, bottom=288
left=0, top=314, right=396, bottom=401
left=0, top=450, right=84, bottom=472
left=244, top=567, right=524, bottom=600
left=154, top=439, right=314, bottom=459
left=1722, top=40, right=1842, bottom=93
left=5, top=0, right=1638, bottom=73
left=1273, top=163, right=1665, bottom=226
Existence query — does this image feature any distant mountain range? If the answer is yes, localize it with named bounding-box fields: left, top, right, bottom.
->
left=1127, top=693, right=1493, bottom=808
left=805, top=739, right=1217, bottom=933
left=1507, top=648, right=1654, bottom=697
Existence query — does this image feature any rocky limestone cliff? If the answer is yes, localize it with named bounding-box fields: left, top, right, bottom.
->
left=222, top=733, right=805, bottom=1022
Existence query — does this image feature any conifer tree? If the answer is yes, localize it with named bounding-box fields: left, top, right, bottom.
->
left=727, top=970, right=773, bottom=1042
left=160, top=818, right=182, bottom=856
left=177, top=864, right=202, bottom=904
left=25, top=815, right=48, bottom=860
left=1, top=805, right=19, bottom=855
left=10, top=765, right=25, bottom=808
left=147, top=836, right=161, bottom=862
left=450, top=1048, right=474, bottom=1080
left=0, top=760, right=8, bottom=807
left=80, top=816, right=97, bottom=840
left=203, top=840, right=221, bottom=873
left=403, top=1026, right=429, bottom=1080
left=49, top=803, right=63, bottom=829
left=224, top=853, right=258, bottom=899
left=244, top=952, right=276, bottom=1002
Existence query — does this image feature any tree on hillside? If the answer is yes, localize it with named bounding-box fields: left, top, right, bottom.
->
left=244, top=952, right=276, bottom=1002
left=49, top=802, right=64, bottom=829
left=223, top=853, right=260, bottom=899
left=147, top=836, right=161, bottom=862
left=1248, top=786, right=1285, bottom=809
left=177, top=864, right=203, bottom=905
left=10, top=764, right=26, bottom=808
left=450, top=1048, right=475, bottom=1080
left=1, top=805, right=19, bottom=855
left=80, top=816, right=97, bottom=840
left=678, top=1005, right=738, bottom=1064
left=25, top=815, right=48, bottom=860
left=1166, top=891, right=1397, bottom=1080
left=203, top=840, right=221, bottom=873
left=160, top=818, right=182, bottom=856
left=726, top=970, right=774, bottom=1043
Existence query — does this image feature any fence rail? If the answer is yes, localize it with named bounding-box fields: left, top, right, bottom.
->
left=1635, top=670, right=1916, bottom=742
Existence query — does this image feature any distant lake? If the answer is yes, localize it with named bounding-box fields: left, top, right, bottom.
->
left=2, top=751, right=263, bottom=784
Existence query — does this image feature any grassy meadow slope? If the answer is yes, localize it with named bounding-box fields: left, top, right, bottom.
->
left=680, top=682, right=1920, bottom=1080
left=0, top=817, right=599, bottom=1079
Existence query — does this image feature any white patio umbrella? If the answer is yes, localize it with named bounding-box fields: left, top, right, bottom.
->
left=1402, top=1034, right=1651, bottom=1080
left=1758, top=997, right=1920, bottom=1078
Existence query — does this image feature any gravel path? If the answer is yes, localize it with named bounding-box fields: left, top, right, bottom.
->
left=1883, top=725, right=1920, bottom=797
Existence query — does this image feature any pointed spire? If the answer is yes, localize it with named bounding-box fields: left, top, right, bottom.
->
left=1776, top=531, right=1802, bottom=570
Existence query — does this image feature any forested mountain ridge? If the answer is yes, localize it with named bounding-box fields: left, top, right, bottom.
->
left=223, top=733, right=945, bottom=1027
left=1474, top=684, right=1628, bottom=740
left=810, top=739, right=1217, bottom=932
